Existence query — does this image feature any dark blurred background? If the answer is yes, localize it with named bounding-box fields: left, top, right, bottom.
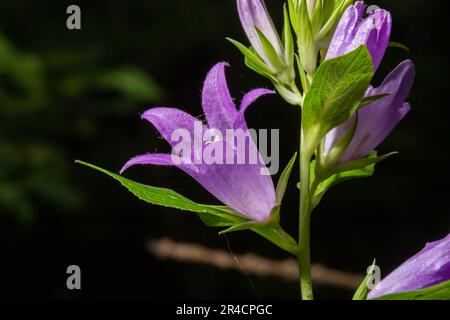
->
left=0, top=0, right=448, bottom=299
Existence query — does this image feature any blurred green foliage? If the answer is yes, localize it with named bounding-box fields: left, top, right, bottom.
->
left=0, top=31, right=162, bottom=223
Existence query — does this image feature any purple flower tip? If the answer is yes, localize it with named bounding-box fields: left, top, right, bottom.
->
left=368, top=233, right=450, bottom=299
left=326, top=1, right=392, bottom=73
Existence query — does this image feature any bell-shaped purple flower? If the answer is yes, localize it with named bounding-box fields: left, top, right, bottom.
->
left=237, top=0, right=284, bottom=70
left=323, top=60, right=415, bottom=163
left=325, top=1, right=391, bottom=72
left=368, top=234, right=450, bottom=299
left=120, top=62, right=277, bottom=221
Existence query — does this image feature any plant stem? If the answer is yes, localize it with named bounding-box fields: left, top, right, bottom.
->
left=298, top=137, right=314, bottom=300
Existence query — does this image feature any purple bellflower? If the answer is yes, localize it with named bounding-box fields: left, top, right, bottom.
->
left=323, top=2, right=415, bottom=164
left=120, top=62, right=277, bottom=222
left=368, top=234, right=450, bottom=299
left=325, top=1, right=392, bottom=73
left=237, top=0, right=285, bottom=71
left=324, top=60, right=415, bottom=163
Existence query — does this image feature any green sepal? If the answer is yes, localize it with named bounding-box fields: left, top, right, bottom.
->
left=358, top=94, right=390, bottom=110
left=374, top=280, right=450, bottom=300
left=321, top=114, right=358, bottom=170
left=389, top=41, right=410, bottom=53
left=310, top=151, right=396, bottom=208
left=275, top=152, right=298, bottom=204
left=287, top=0, right=301, bottom=35
left=332, top=151, right=398, bottom=174
left=297, top=0, right=317, bottom=73
left=219, top=205, right=299, bottom=256
left=219, top=205, right=279, bottom=235
left=282, top=4, right=295, bottom=67
left=255, top=28, right=285, bottom=71
left=353, top=259, right=377, bottom=300
left=318, top=0, right=353, bottom=41
left=274, top=83, right=302, bottom=105
left=295, top=54, right=310, bottom=92
left=226, top=37, right=274, bottom=75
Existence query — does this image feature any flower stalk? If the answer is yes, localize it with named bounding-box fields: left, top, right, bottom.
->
left=298, top=136, right=314, bottom=300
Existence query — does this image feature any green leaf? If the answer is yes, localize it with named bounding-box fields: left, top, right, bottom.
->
left=389, top=41, right=410, bottom=53
left=302, top=46, right=373, bottom=150
left=374, top=280, right=450, bottom=300
left=353, top=260, right=377, bottom=300
left=275, top=152, right=298, bottom=203
left=75, top=160, right=247, bottom=227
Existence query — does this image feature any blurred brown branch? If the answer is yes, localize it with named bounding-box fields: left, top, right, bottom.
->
left=147, top=238, right=363, bottom=290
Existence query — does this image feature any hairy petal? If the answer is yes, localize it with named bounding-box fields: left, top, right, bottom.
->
left=201, top=62, right=238, bottom=131
left=340, top=60, right=415, bottom=162
left=234, top=88, right=275, bottom=131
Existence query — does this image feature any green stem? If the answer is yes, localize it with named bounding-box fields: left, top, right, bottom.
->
left=298, top=138, right=314, bottom=300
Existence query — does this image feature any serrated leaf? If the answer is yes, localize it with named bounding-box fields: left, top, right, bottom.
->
left=302, top=46, right=373, bottom=149
left=374, top=280, right=450, bottom=300
left=276, top=152, right=298, bottom=203
left=75, top=160, right=247, bottom=227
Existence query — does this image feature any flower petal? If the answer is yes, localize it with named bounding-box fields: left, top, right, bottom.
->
left=120, top=153, right=199, bottom=175
left=326, top=3, right=391, bottom=72
left=368, top=234, right=450, bottom=299
left=237, top=0, right=283, bottom=63
left=338, top=60, right=415, bottom=162
left=234, top=88, right=275, bottom=131
left=201, top=62, right=238, bottom=131
left=194, top=160, right=276, bottom=221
